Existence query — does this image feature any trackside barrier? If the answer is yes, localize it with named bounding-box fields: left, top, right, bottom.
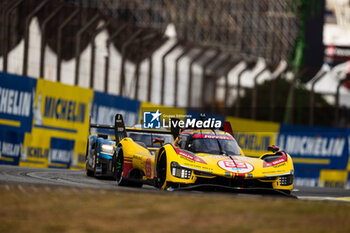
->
left=91, top=91, right=140, bottom=136
left=0, top=72, right=37, bottom=166
left=20, top=79, right=93, bottom=169
left=277, top=125, right=350, bottom=188
left=0, top=72, right=141, bottom=170
left=1, top=72, right=350, bottom=189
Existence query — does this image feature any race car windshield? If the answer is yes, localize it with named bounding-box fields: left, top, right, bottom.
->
left=128, top=132, right=174, bottom=148
left=190, top=138, right=241, bottom=155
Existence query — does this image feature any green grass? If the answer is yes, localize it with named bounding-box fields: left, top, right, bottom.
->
left=1, top=184, right=349, bottom=233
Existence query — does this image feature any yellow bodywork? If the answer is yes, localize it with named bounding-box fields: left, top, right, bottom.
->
left=120, top=138, right=159, bottom=180
left=118, top=129, right=294, bottom=192
left=156, top=144, right=294, bottom=191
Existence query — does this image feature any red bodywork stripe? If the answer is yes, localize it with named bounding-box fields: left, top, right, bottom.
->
left=173, top=147, right=207, bottom=164
left=123, top=161, right=133, bottom=178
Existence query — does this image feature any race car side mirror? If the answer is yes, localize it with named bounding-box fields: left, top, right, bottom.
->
left=267, top=145, right=279, bottom=153
left=153, top=138, right=164, bottom=146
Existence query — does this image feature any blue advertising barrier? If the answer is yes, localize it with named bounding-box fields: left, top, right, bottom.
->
left=277, top=124, right=350, bottom=188
left=0, top=72, right=37, bottom=165
left=91, top=91, right=140, bottom=129
left=277, top=125, right=349, bottom=170
left=48, top=137, right=75, bottom=169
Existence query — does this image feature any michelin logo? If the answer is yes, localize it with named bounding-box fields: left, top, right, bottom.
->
left=277, top=135, right=346, bottom=157
left=143, top=110, right=161, bottom=129
left=0, top=87, right=32, bottom=117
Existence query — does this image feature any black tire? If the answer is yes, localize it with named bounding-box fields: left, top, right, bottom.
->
left=111, top=150, right=118, bottom=180
left=156, top=151, right=167, bottom=190
left=115, top=150, right=129, bottom=186
left=85, top=161, right=94, bottom=177
left=115, top=149, right=142, bottom=187
left=85, top=138, right=94, bottom=177
left=93, top=152, right=98, bottom=177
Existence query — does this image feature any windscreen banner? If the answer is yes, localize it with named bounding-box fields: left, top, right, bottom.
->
left=0, top=73, right=37, bottom=165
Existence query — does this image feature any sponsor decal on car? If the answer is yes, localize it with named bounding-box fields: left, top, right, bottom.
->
left=218, top=159, right=254, bottom=173
left=192, top=134, right=233, bottom=140
left=263, top=152, right=288, bottom=168
left=174, top=147, right=207, bottom=164
left=145, top=157, right=152, bottom=178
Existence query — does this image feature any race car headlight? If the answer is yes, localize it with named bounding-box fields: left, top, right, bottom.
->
left=279, top=175, right=294, bottom=186
left=171, top=162, right=191, bottom=179
left=100, top=144, right=115, bottom=155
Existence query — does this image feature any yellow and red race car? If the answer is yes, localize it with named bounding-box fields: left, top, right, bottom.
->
left=112, top=114, right=294, bottom=194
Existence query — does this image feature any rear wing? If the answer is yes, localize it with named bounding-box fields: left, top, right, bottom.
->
left=90, top=114, right=174, bottom=144
left=90, top=114, right=127, bottom=144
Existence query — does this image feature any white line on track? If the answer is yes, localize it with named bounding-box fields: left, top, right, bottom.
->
left=298, top=196, right=350, bottom=203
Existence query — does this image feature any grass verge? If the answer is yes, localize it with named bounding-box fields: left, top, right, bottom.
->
left=1, top=184, right=349, bottom=233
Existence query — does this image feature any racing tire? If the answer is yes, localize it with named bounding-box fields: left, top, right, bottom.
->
left=85, top=163, right=94, bottom=177
left=156, top=151, right=168, bottom=190
left=85, top=139, right=94, bottom=177
left=114, top=149, right=140, bottom=187
left=86, top=169, right=94, bottom=177
left=93, top=152, right=98, bottom=177
left=111, top=151, right=118, bottom=181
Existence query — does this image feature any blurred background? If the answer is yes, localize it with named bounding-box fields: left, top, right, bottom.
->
left=0, top=0, right=349, bottom=127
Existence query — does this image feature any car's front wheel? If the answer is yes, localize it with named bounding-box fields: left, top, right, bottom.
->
left=93, top=153, right=98, bottom=177
left=156, top=151, right=168, bottom=190
left=111, top=150, right=118, bottom=180
left=85, top=163, right=94, bottom=177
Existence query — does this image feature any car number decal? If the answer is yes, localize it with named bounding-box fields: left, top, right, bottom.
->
left=218, top=159, right=254, bottom=173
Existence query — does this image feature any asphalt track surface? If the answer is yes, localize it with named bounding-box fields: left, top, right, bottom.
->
left=1, top=165, right=350, bottom=199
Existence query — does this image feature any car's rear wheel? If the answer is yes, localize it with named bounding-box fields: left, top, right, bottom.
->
left=114, top=150, right=143, bottom=187
left=115, top=150, right=133, bottom=186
